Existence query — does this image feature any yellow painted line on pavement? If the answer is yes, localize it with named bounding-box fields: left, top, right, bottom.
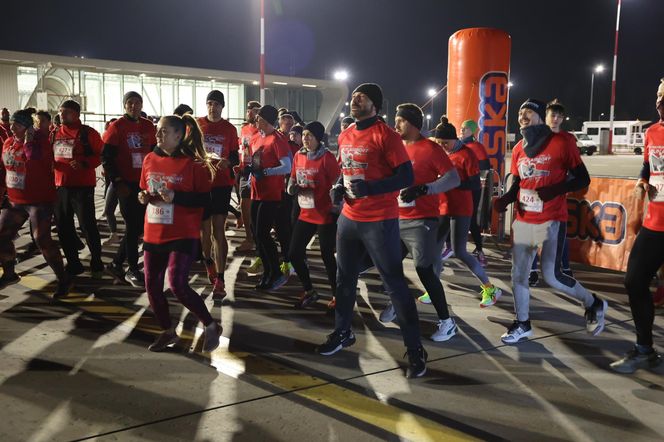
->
left=16, top=275, right=479, bottom=441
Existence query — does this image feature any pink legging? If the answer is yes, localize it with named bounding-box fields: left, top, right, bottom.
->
left=144, top=243, right=213, bottom=330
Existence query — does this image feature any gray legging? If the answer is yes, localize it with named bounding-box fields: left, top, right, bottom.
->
left=435, top=215, right=490, bottom=285
left=104, top=181, right=119, bottom=234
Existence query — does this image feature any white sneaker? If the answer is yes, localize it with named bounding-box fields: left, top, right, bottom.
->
left=431, top=318, right=458, bottom=342
left=501, top=320, right=533, bottom=344
left=379, top=302, right=397, bottom=323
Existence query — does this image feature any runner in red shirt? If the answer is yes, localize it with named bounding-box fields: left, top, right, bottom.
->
left=317, top=83, right=427, bottom=379
left=102, top=91, right=157, bottom=287
left=244, top=105, right=292, bottom=290
left=237, top=101, right=261, bottom=253
left=0, top=109, right=71, bottom=297
left=0, top=108, right=12, bottom=138
left=460, top=119, right=490, bottom=266
left=433, top=117, right=502, bottom=308
left=52, top=100, right=105, bottom=278
left=286, top=121, right=340, bottom=308
left=388, top=104, right=460, bottom=342
left=612, top=78, right=664, bottom=373
left=137, top=114, right=221, bottom=353
left=494, top=98, right=606, bottom=345
left=197, top=90, right=240, bottom=298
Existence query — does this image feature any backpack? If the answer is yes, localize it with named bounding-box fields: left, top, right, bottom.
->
left=50, top=125, right=94, bottom=157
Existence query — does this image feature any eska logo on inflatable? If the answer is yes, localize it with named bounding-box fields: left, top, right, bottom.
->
left=478, top=71, right=508, bottom=178
left=567, top=199, right=627, bottom=245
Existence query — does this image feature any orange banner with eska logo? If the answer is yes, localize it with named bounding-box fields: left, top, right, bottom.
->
left=567, top=177, right=644, bottom=272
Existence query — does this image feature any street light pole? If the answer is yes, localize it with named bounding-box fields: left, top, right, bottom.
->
left=260, top=0, right=265, bottom=104
left=608, top=0, right=622, bottom=155
left=589, top=65, right=604, bottom=122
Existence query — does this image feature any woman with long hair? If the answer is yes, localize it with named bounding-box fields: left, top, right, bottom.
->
left=138, top=114, right=221, bottom=352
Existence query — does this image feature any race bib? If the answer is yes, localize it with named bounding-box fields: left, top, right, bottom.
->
left=54, top=140, right=74, bottom=159
left=398, top=194, right=415, bottom=208
left=6, top=170, right=25, bottom=189
left=147, top=202, right=174, bottom=224
left=132, top=153, right=144, bottom=169
left=343, top=173, right=365, bottom=199
left=205, top=142, right=223, bottom=156
left=298, top=190, right=315, bottom=209
left=519, top=189, right=543, bottom=213
left=650, top=175, right=664, bottom=203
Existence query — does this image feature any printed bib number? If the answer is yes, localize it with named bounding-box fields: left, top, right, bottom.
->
left=54, top=140, right=74, bottom=159
left=398, top=194, right=415, bottom=208
left=343, top=173, right=365, bottom=199
left=650, top=175, right=664, bottom=202
left=519, top=189, right=543, bottom=213
left=6, top=170, right=25, bottom=189
left=206, top=142, right=223, bottom=156
left=132, top=153, right=144, bottom=169
left=298, top=190, right=315, bottom=209
left=147, top=202, right=174, bottom=224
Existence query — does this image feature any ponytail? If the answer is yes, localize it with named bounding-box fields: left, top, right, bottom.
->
left=161, top=114, right=217, bottom=179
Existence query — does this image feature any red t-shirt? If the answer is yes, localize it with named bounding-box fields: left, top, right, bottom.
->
left=102, top=116, right=156, bottom=183
left=338, top=120, right=410, bottom=222
left=643, top=122, right=664, bottom=232
left=465, top=140, right=488, bottom=163
left=250, top=131, right=290, bottom=201
left=400, top=138, right=455, bottom=220
left=140, top=152, right=212, bottom=244
left=1, top=133, right=56, bottom=204
left=53, top=122, right=103, bottom=187
left=511, top=132, right=583, bottom=224
left=239, top=123, right=259, bottom=170
left=439, top=146, right=479, bottom=217
left=291, top=148, right=340, bottom=224
left=0, top=125, right=8, bottom=144
left=197, top=117, right=239, bottom=188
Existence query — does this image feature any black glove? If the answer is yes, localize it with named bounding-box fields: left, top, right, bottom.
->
left=493, top=195, right=510, bottom=213
left=400, top=184, right=428, bottom=203
left=349, top=179, right=369, bottom=198
left=536, top=182, right=566, bottom=202
left=330, top=183, right=345, bottom=205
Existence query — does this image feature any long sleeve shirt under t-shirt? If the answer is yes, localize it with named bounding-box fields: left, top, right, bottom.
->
left=1, top=132, right=56, bottom=205
left=338, top=119, right=410, bottom=222
left=643, top=122, right=664, bottom=232
left=53, top=121, right=103, bottom=187
left=197, top=117, right=239, bottom=188
left=102, top=115, right=156, bottom=183
left=250, top=131, right=290, bottom=201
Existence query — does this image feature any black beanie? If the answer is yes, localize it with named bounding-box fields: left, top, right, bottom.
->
left=289, top=110, right=304, bottom=125
left=396, top=103, right=423, bottom=130
left=434, top=116, right=457, bottom=139
left=123, top=91, right=142, bottom=105
left=10, top=109, right=34, bottom=128
left=206, top=90, right=225, bottom=107
left=173, top=103, right=193, bottom=116
left=520, top=98, right=547, bottom=123
left=352, top=83, right=383, bottom=113
left=60, top=99, right=81, bottom=113
left=341, top=116, right=355, bottom=126
left=289, top=125, right=303, bottom=136
left=304, top=121, right=325, bottom=143
left=258, top=105, right=279, bottom=126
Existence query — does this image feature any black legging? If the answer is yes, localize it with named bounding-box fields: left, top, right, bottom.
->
left=288, top=218, right=337, bottom=293
left=114, top=182, right=145, bottom=272
left=469, top=187, right=483, bottom=251
left=274, top=192, right=292, bottom=262
left=251, top=200, right=280, bottom=281
left=624, top=226, right=664, bottom=347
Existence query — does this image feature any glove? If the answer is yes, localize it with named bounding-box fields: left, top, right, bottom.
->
left=493, top=196, right=509, bottom=213
left=536, top=183, right=566, bottom=202
left=349, top=179, right=369, bottom=198
left=400, top=184, right=428, bottom=203
left=330, top=183, right=345, bottom=205
left=252, top=167, right=265, bottom=181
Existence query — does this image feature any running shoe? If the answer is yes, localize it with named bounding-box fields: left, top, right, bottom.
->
left=501, top=320, right=533, bottom=344
left=317, top=329, right=356, bottom=355
left=295, top=289, right=319, bottom=308
left=431, top=318, right=457, bottom=342
left=479, top=285, right=502, bottom=308
left=125, top=269, right=145, bottom=288
left=280, top=261, right=295, bottom=276
left=203, top=322, right=223, bottom=353
left=247, top=257, right=263, bottom=275
left=105, top=262, right=125, bottom=281
left=102, top=232, right=121, bottom=246
left=0, top=272, right=21, bottom=290
left=236, top=239, right=255, bottom=252
left=528, top=271, right=539, bottom=287
left=610, top=347, right=663, bottom=374
left=405, top=346, right=428, bottom=379
left=148, top=329, right=178, bottom=352
left=440, top=247, right=455, bottom=261
left=255, top=274, right=270, bottom=290
left=212, top=279, right=226, bottom=300
left=653, top=286, right=664, bottom=308
left=205, top=260, right=217, bottom=284
left=585, top=294, right=608, bottom=336
left=53, top=275, right=74, bottom=299
left=417, top=292, right=432, bottom=304
left=474, top=250, right=488, bottom=267
left=379, top=302, right=397, bottom=323
left=267, top=273, right=289, bottom=291
left=66, top=261, right=85, bottom=277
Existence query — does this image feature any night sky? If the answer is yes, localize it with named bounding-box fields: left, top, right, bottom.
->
left=5, top=0, right=664, bottom=129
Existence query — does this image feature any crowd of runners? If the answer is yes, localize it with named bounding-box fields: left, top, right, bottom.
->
left=0, top=77, right=662, bottom=378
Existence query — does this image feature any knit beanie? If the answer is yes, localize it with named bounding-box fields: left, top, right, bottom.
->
left=206, top=90, right=225, bottom=107
left=520, top=98, right=547, bottom=123
left=396, top=103, right=423, bottom=130
left=257, top=105, right=279, bottom=126
left=341, top=116, right=355, bottom=126
left=289, top=125, right=303, bottom=136
left=352, top=83, right=383, bottom=113
left=434, top=116, right=457, bottom=139
left=10, top=109, right=34, bottom=128
left=304, top=121, right=325, bottom=143
left=461, top=119, right=478, bottom=134
left=123, top=91, right=142, bottom=105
